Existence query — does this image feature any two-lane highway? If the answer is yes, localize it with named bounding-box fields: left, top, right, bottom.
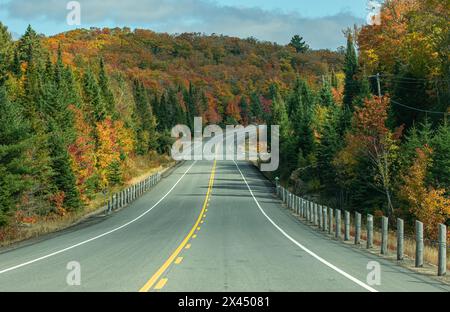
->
left=0, top=160, right=448, bottom=292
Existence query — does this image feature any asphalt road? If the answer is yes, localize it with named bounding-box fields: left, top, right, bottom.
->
left=0, top=160, right=448, bottom=292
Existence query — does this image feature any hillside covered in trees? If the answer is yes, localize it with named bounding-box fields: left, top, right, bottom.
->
left=0, top=19, right=342, bottom=241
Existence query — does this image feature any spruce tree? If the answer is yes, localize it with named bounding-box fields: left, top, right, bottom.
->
left=98, top=58, right=115, bottom=115
left=249, top=92, right=263, bottom=123
left=0, top=22, right=12, bottom=86
left=0, top=87, right=30, bottom=225
left=47, top=121, right=81, bottom=211
left=82, top=68, right=105, bottom=123
left=343, top=34, right=360, bottom=111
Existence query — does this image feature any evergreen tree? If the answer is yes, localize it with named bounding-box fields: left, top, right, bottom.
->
left=82, top=68, right=105, bottom=123
left=18, top=25, right=42, bottom=64
left=343, top=34, right=360, bottom=111
left=0, top=87, right=30, bottom=225
left=107, top=161, right=122, bottom=186
left=47, top=121, right=81, bottom=211
left=290, top=35, right=309, bottom=53
left=0, top=22, right=12, bottom=86
left=319, top=80, right=334, bottom=107
left=98, top=58, right=115, bottom=115
left=431, top=122, right=450, bottom=190
left=239, top=96, right=249, bottom=125
left=133, top=80, right=158, bottom=154
left=249, top=92, right=263, bottom=123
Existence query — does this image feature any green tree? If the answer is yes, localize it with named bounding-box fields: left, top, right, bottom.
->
left=98, top=58, right=115, bottom=115
left=343, top=34, right=360, bottom=111
left=0, top=22, right=12, bottom=86
left=290, top=35, right=309, bottom=53
left=47, top=122, right=81, bottom=211
left=0, top=87, right=30, bottom=225
left=82, top=68, right=105, bottom=123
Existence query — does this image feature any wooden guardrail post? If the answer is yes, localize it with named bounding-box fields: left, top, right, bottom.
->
left=328, top=208, right=333, bottom=235
left=415, top=221, right=424, bottom=267
left=323, top=207, right=328, bottom=232
left=367, top=214, right=374, bottom=249
left=335, top=209, right=341, bottom=239
left=344, top=211, right=350, bottom=241
left=355, top=212, right=361, bottom=245
left=397, top=218, right=404, bottom=261
left=319, top=205, right=323, bottom=229
left=381, top=216, right=389, bottom=255
left=314, top=203, right=318, bottom=226
left=438, top=224, right=447, bottom=276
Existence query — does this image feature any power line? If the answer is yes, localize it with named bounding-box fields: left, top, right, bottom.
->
left=390, top=99, right=448, bottom=115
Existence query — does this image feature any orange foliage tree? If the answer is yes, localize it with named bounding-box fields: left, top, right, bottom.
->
left=400, top=146, right=450, bottom=238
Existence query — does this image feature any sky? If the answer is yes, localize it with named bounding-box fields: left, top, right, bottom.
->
left=0, top=0, right=371, bottom=49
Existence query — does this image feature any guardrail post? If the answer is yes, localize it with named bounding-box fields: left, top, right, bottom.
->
left=415, top=221, right=424, bottom=267
left=438, top=224, right=447, bottom=276
left=328, top=208, right=333, bottom=235
left=323, top=207, right=328, bottom=232
left=367, top=214, right=373, bottom=249
left=115, top=194, right=119, bottom=210
left=306, top=201, right=309, bottom=221
left=381, top=216, right=388, bottom=255
left=397, top=218, right=404, bottom=261
left=344, top=211, right=350, bottom=241
left=302, top=199, right=306, bottom=218
left=313, top=203, right=318, bottom=226
left=309, top=201, right=313, bottom=223
left=355, top=212, right=361, bottom=245
left=319, top=205, right=323, bottom=229
left=335, top=209, right=341, bottom=239
left=107, top=199, right=111, bottom=214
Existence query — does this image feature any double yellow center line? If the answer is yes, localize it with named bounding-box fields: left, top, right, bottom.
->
left=139, top=160, right=217, bottom=292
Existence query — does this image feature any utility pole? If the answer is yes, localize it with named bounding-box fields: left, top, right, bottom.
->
left=376, top=73, right=382, bottom=97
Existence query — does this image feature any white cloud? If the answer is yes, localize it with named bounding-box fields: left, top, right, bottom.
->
left=3, top=0, right=363, bottom=49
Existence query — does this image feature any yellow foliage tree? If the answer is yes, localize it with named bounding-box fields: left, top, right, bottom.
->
left=400, top=146, right=450, bottom=238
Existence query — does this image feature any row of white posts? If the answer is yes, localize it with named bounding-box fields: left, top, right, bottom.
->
left=106, top=173, right=162, bottom=214
left=276, top=182, right=447, bottom=276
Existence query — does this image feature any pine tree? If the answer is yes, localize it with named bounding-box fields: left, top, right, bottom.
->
left=239, top=96, right=249, bottom=125
left=343, top=34, right=360, bottom=111
left=319, top=80, right=334, bottom=107
left=431, top=122, right=450, bottom=190
left=107, top=161, right=122, bottom=186
left=0, top=87, right=30, bottom=225
left=133, top=80, right=157, bottom=154
left=98, top=58, right=115, bottom=115
left=290, top=35, right=309, bottom=53
left=250, top=92, right=263, bottom=123
left=82, top=68, right=105, bottom=123
left=0, top=22, right=12, bottom=86
left=47, top=121, right=81, bottom=211
left=18, top=25, right=42, bottom=64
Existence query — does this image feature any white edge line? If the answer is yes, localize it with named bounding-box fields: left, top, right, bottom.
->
left=0, top=161, right=198, bottom=275
left=233, top=161, right=378, bottom=293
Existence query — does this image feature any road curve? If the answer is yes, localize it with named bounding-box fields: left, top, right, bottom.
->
left=0, top=160, right=448, bottom=292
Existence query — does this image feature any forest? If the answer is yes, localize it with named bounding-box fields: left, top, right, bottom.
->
left=0, top=0, right=448, bottom=243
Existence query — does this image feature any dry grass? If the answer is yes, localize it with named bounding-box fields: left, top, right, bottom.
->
left=0, top=153, right=175, bottom=248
